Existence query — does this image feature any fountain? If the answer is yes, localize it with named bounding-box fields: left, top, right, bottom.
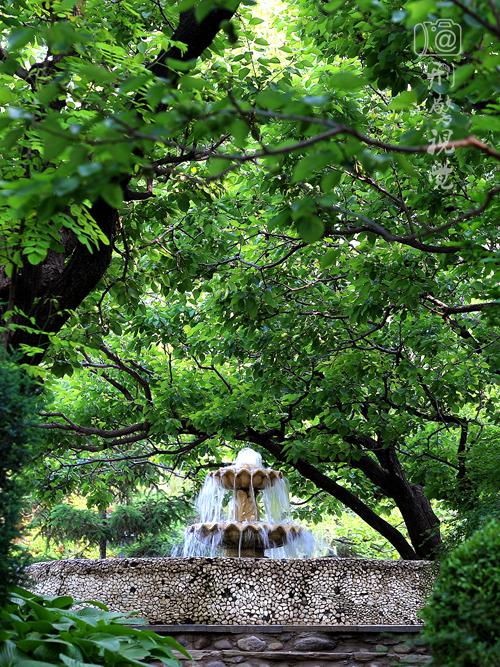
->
left=25, top=445, right=436, bottom=631
left=180, top=447, right=315, bottom=558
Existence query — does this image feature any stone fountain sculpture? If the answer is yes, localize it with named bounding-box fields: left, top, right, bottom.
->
left=182, top=448, right=314, bottom=558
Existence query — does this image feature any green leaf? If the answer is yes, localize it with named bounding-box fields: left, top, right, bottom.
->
left=329, top=71, right=365, bottom=91
left=320, top=248, right=340, bottom=267
left=25, top=248, right=48, bottom=265
left=291, top=152, right=334, bottom=183
left=389, top=90, right=418, bottom=110
left=179, top=75, right=205, bottom=91
left=14, top=660, right=60, bottom=667
left=406, top=0, right=437, bottom=25
left=47, top=595, right=74, bottom=609
left=77, top=63, right=116, bottom=84
left=77, top=163, right=102, bottom=178
left=231, top=119, right=249, bottom=148
left=256, top=89, right=287, bottom=109
left=101, top=184, right=124, bottom=209
left=53, top=177, right=80, bottom=197
left=268, top=208, right=291, bottom=230
left=43, top=135, right=68, bottom=161
left=7, top=27, right=36, bottom=50
left=324, top=0, right=343, bottom=11
left=3, top=127, right=24, bottom=150
left=207, top=158, right=231, bottom=177
left=471, top=115, right=500, bottom=133
left=0, top=87, right=16, bottom=105
left=51, top=362, right=74, bottom=378
left=321, top=171, right=342, bottom=192
left=296, top=216, right=324, bottom=242
left=37, top=83, right=60, bottom=105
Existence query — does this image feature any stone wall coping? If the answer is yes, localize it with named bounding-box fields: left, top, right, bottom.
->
left=135, top=624, right=424, bottom=634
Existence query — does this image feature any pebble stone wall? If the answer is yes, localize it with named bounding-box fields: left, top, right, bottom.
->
left=26, top=557, right=435, bottom=626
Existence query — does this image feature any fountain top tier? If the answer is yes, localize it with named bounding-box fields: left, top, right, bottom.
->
left=211, top=447, right=283, bottom=491
left=182, top=447, right=315, bottom=558
left=232, top=447, right=264, bottom=468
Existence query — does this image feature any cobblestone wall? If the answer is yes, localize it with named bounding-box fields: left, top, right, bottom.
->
left=26, top=557, right=435, bottom=626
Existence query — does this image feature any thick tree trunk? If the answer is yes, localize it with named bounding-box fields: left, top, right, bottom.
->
left=391, top=482, right=442, bottom=560
left=369, top=443, right=442, bottom=559
left=0, top=7, right=238, bottom=364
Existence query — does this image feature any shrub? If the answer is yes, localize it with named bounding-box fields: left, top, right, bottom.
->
left=0, top=356, right=40, bottom=605
left=32, top=495, right=190, bottom=558
left=0, top=587, right=186, bottom=666
left=422, top=519, right=500, bottom=667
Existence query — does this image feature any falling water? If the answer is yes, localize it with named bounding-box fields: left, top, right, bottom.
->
left=195, top=474, right=226, bottom=523
left=262, top=477, right=292, bottom=523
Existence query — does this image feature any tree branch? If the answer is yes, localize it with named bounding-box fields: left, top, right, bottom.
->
left=242, top=429, right=418, bottom=559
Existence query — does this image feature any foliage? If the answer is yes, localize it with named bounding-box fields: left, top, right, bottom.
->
left=0, top=586, right=185, bottom=666
left=1, top=0, right=499, bottom=561
left=121, top=534, right=183, bottom=559
left=422, top=520, right=500, bottom=667
left=34, top=495, right=190, bottom=556
left=316, top=508, right=410, bottom=559
left=0, top=354, right=41, bottom=605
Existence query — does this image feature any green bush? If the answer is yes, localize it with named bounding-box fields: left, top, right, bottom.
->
left=0, top=587, right=186, bottom=666
left=0, top=356, right=40, bottom=605
left=32, top=495, right=190, bottom=557
left=422, top=520, right=500, bottom=667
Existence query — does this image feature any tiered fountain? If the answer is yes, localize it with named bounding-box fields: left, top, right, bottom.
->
left=181, top=448, right=315, bottom=558
left=26, top=446, right=436, bottom=634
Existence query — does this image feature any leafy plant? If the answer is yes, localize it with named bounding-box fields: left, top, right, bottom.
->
left=33, top=495, right=190, bottom=558
left=0, top=587, right=186, bottom=666
left=422, top=520, right=500, bottom=667
left=0, top=354, right=41, bottom=605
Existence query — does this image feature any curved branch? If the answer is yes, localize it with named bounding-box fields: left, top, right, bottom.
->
left=423, top=295, right=498, bottom=315
left=243, top=429, right=418, bottom=560
left=37, top=414, right=147, bottom=439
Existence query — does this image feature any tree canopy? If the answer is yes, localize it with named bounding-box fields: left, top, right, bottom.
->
left=0, top=0, right=499, bottom=562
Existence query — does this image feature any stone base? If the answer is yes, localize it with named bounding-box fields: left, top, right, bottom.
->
left=25, top=557, right=436, bottom=626
left=146, top=625, right=431, bottom=666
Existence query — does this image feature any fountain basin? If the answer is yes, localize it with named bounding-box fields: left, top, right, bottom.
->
left=26, top=557, right=436, bottom=626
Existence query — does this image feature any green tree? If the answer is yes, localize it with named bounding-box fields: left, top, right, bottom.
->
left=0, top=354, right=41, bottom=604
left=34, top=495, right=190, bottom=558
left=422, top=520, right=500, bottom=667
left=0, top=0, right=241, bottom=359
